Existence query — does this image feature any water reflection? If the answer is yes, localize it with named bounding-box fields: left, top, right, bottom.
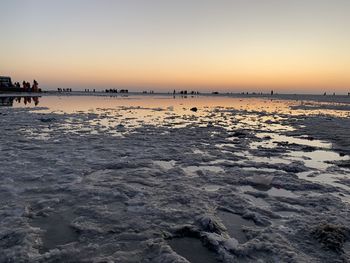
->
left=8, top=94, right=349, bottom=118
left=3, top=94, right=350, bottom=203
left=9, top=94, right=348, bottom=142
left=0, top=96, right=40, bottom=107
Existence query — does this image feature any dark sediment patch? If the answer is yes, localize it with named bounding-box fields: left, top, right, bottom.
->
left=311, top=223, right=348, bottom=253
left=30, top=210, right=79, bottom=253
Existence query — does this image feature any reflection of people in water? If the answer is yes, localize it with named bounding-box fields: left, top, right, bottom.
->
left=33, top=96, right=39, bottom=106
left=0, top=96, right=39, bottom=106
left=0, top=96, right=40, bottom=107
left=0, top=97, right=15, bottom=106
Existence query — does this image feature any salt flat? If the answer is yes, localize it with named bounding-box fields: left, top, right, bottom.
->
left=0, top=94, right=349, bottom=262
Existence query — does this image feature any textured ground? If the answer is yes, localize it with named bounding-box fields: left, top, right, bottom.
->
left=0, top=94, right=349, bottom=262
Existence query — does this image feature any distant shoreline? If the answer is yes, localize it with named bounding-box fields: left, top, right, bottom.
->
left=1, top=91, right=350, bottom=104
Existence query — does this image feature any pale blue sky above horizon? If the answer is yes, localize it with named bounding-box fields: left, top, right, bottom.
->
left=1, top=0, right=350, bottom=93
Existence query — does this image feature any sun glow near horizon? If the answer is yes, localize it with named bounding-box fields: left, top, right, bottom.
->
left=1, top=0, right=350, bottom=93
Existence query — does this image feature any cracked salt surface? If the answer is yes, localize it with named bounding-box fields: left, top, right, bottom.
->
left=1, top=93, right=350, bottom=262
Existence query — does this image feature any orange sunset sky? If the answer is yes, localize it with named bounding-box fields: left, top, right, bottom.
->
left=1, top=0, right=350, bottom=93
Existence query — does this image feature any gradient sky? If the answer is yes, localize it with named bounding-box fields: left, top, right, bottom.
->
left=1, top=0, right=350, bottom=93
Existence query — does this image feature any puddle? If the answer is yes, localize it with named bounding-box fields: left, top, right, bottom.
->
left=256, top=133, right=332, bottom=149
left=276, top=211, right=299, bottom=217
left=208, top=159, right=236, bottom=165
left=215, top=143, right=237, bottom=149
left=248, top=156, right=290, bottom=165
left=31, top=210, right=78, bottom=253
left=239, top=185, right=270, bottom=207
left=168, top=237, right=219, bottom=263
left=267, top=187, right=299, bottom=198
left=298, top=171, right=350, bottom=193
left=242, top=193, right=270, bottom=208
left=153, top=160, right=176, bottom=170
left=250, top=140, right=277, bottom=149
left=217, top=211, right=256, bottom=243
left=242, top=167, right=281, bottom=173
left=202, top=184, right=222, bottom=192
left=234, top=153, right=291, bottom=166
left=288, top=150, right=349, bottom=170
left=240, top=185, right=298, bottom=198
left=193, top=149, right=210, bottom=155
left=182, top=165, right=224, bottom=176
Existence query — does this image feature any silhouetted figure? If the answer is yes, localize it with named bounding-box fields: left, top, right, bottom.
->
left=32, top=80, right=39, bottom=92
left=323, top=92, right=327, bottom=96
left=22, top=81, right=27, bottom=92
left=271, top=90, right=274, bottom=95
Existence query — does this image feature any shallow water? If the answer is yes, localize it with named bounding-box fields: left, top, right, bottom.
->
left=8, top=94, right=350, bottom=192
left=168, top=237, right=219, bottom=263
left=217, top=211, right=256, bottom=243
left=30, top=210, right=78, bottom=253
left=288, top=150, right=349, bottom=170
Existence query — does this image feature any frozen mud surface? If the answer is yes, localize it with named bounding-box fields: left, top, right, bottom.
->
left=0, top=94, right=350, bottom=262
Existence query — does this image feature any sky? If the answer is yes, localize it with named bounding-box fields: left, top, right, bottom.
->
left=1, top=0, right=350, bottom=93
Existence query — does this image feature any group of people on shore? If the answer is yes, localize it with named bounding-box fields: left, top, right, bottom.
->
left=12, top=80, right=40, bottom=92
left=105, top=89, right=129, bottom=93
left=57, top=88, right=72, bottom=92
left=85, top=89, right=96, bottom=92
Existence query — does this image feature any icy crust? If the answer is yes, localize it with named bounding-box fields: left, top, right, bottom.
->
left=0, top=104, right=350, bottom=262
